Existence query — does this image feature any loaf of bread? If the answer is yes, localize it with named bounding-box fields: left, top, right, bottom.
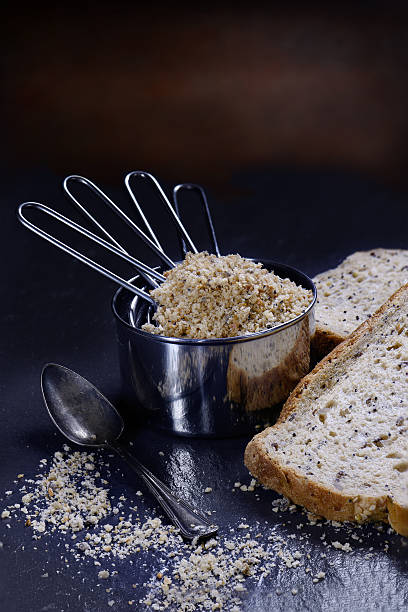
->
left=245, top=284, right=408, bottom=535
left=312, top=248, right=408, bottom=360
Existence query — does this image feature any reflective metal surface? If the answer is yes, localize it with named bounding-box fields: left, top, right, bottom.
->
left=112, top=260, right=316, bottom=437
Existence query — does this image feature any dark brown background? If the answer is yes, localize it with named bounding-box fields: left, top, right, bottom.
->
left=3, top=3, right=408, bottom=187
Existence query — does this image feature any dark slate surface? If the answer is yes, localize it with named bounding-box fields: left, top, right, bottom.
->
left=1, top=166, right=408, bottom=611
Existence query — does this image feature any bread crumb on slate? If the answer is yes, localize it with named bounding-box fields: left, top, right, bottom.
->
left=331, top=541, right=353, bottom=552
left=0, top=449, right=398, bottom=611
left=98, top=570, right=110, bottom=579
left=142, top=252, right=312, bottom=339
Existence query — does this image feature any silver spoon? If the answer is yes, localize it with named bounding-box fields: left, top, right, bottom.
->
left=41, top=363, right=218, bottom=541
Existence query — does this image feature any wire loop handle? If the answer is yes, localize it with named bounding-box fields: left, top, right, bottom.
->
left=64, top=174, right=175, bottom=270
left=173, top=183, right=220, bottom=257
left=18, top=172, right=221, bottom=308
left=17, top=202, right=165, bottom=304
left=125, top=171, right=199, bottom=256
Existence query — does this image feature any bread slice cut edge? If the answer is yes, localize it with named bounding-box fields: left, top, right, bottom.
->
left=245, top=283, right=408, bottom=536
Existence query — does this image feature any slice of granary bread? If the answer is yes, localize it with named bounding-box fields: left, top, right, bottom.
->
left=245, top=284, right=408, bottom=535
left=312, top=248, right=408, bottom=360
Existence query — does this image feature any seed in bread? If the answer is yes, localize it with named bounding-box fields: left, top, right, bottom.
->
left=312, top=248, right=408, bottom=359
left=245, top=283, right=408, bottom=536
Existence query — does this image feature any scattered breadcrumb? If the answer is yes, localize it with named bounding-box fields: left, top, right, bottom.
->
left=98, top=570, right=110, bottom=579
left=331, top=541, right=353, bottom=552
left=142, top=252, right=312, bottom=339
left=0, top=448, right=401, bottom=610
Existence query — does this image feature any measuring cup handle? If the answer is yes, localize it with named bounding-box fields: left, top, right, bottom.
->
left=17, top=202, right=164, bottom=304
left=125, top=170, right=200, bottom=257
left=173, top=183, right=221, bottom=257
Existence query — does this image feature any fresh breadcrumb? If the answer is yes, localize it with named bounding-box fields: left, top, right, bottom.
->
left=143, top=252, right=312, bottom=339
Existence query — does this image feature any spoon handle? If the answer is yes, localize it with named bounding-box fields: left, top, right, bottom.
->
left=108, top=441, right=218, bottom=541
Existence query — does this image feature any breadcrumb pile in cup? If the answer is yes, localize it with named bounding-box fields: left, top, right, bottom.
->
left=142, top=252, right=312, bottom=339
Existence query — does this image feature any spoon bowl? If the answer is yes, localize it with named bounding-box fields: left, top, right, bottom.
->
left=42, top=363, right=123, bottom=446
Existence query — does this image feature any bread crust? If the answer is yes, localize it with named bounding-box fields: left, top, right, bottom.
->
left=387, top=500, right=408, bottom=537
left=245, top=284, right=408, bottom=533
left=244, top=429, right=387, bottom=522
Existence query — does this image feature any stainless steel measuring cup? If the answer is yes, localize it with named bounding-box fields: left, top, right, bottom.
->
left=112, top=260, right=316, bottom=437
left=18, top=172, right=316, bottom=436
